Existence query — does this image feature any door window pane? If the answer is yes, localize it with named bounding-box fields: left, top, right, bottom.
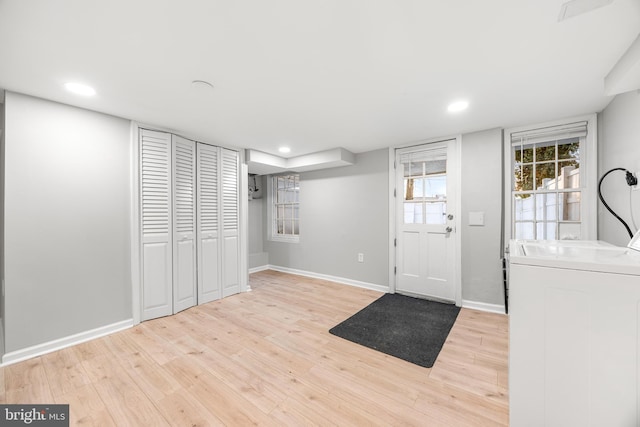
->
left=425, top=202, right=446, bottom=225
left=424, top=176, right=446, bottom=198
left=404, top=202, right=423, bottom=224
left=401, top=151, right=447, bottom=225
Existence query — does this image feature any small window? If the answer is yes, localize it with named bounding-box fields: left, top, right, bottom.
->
left=401, top=148, right=448, bottom=225
left=270, top=174, right=299, bottom=242
left=506, top=118, right=596, bottom=241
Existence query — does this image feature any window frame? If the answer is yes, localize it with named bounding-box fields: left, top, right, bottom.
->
left=268, top=173, right=300, bottom=243
left=504, top=114, right=597, bottom=242
left=401, top=152, right=449, bottom=226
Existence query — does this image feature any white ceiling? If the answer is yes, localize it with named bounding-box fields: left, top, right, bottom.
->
left=0, top=0, right=638, bottom=157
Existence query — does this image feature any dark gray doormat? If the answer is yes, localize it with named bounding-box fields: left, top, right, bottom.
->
left=329, top=293, right=460, bottom=368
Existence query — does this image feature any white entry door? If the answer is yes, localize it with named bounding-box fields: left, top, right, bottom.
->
left=396, top=140, right=458, bottom=302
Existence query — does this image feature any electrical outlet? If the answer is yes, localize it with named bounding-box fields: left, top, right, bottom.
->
left=357, top=253, right=364, bottom=263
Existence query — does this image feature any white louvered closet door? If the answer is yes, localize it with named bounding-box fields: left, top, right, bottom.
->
left=221, top=148, right=240, bottom=297
left=172, top=135, right=197, bottom=313
left=140, top=129, right=173, bottom=321
left=196, top=143, right=221, bottom=304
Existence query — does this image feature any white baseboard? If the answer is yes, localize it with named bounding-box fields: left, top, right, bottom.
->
left=462, top=299, right=506, bottom=314
left=0, top=318, right=4, bottom=357
left=1, top=319, right=134, bottom=367
left=266, top=265, right=388, bottom=293
left=248, top=265, right=270, bottom=274
left=251, top=267, right=504, bottom=314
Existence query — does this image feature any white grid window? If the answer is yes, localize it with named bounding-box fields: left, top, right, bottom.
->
left=271, top=174, right=299, bottom=241
left=401, top=148, right=448, bottom=225
left=509, top=120, right=595, bottom=241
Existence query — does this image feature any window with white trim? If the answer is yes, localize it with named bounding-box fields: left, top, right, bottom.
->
left=270, top=174, right=299, bottom=242
left=506, top=117, right=597, bottom=241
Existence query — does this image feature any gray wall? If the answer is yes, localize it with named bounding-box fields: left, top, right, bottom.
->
left=460, top=128, right=505, bottom=306
left=3, top=92, right=132, bottom=353
left=248, top=191, right=268, bottom=269
left=1, top=98, right=5, bottom=332
left=264, top=149, right=389, bottom=286
left=262, top=140, right=507, bottom=307
left=598, top=90, right=640, bottom=246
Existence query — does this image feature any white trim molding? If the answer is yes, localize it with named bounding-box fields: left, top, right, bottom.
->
left=388, top=135, right=463, bottom=306
left=130, top=122, right=141, bottom=326
left=248, top=265, right=270, bottom=274
left=266, top=265, right=388, bottom=293
left=462, top=299, right=506, bottom=315
left=1, top=319, right=134, bottom=367
left=503, top=114, right=598, bottom=242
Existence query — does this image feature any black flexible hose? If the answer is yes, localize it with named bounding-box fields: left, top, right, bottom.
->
left=598, top=168, right=634, bottom=238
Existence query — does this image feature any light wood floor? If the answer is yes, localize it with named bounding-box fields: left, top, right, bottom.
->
left=0, top=270, right=509, bottom=426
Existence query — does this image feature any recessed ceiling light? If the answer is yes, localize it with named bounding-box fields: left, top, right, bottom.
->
left=278, top=147, right=291, bottom=154
left=64, top=82, right=96, bottom=96
left=447, top=100, right=469, bottom=113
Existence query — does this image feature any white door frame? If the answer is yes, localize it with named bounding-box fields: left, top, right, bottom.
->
left=388, top=135, right=462, bottom=306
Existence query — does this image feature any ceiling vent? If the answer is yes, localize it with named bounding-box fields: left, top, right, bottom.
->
left=558, top=0, right=613, bottom=21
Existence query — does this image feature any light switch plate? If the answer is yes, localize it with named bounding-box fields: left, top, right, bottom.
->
left=469, top=211, right=485, bottom=226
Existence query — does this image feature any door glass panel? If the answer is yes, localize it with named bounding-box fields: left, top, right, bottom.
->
left=402, top=153, right=447, bottom=225
left=404, top=178, right=415, bottom=200
left=404, top=202, right=423, bottom=224
left=425, top=202, right=446, bottom=225
left=424, top=176, right=446, bottom=198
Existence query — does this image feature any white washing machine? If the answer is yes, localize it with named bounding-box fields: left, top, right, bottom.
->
left=508, top=233, right=640, bottom=427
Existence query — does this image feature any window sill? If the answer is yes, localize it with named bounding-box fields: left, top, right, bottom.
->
left=270, top=235, right=300, bottom=243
